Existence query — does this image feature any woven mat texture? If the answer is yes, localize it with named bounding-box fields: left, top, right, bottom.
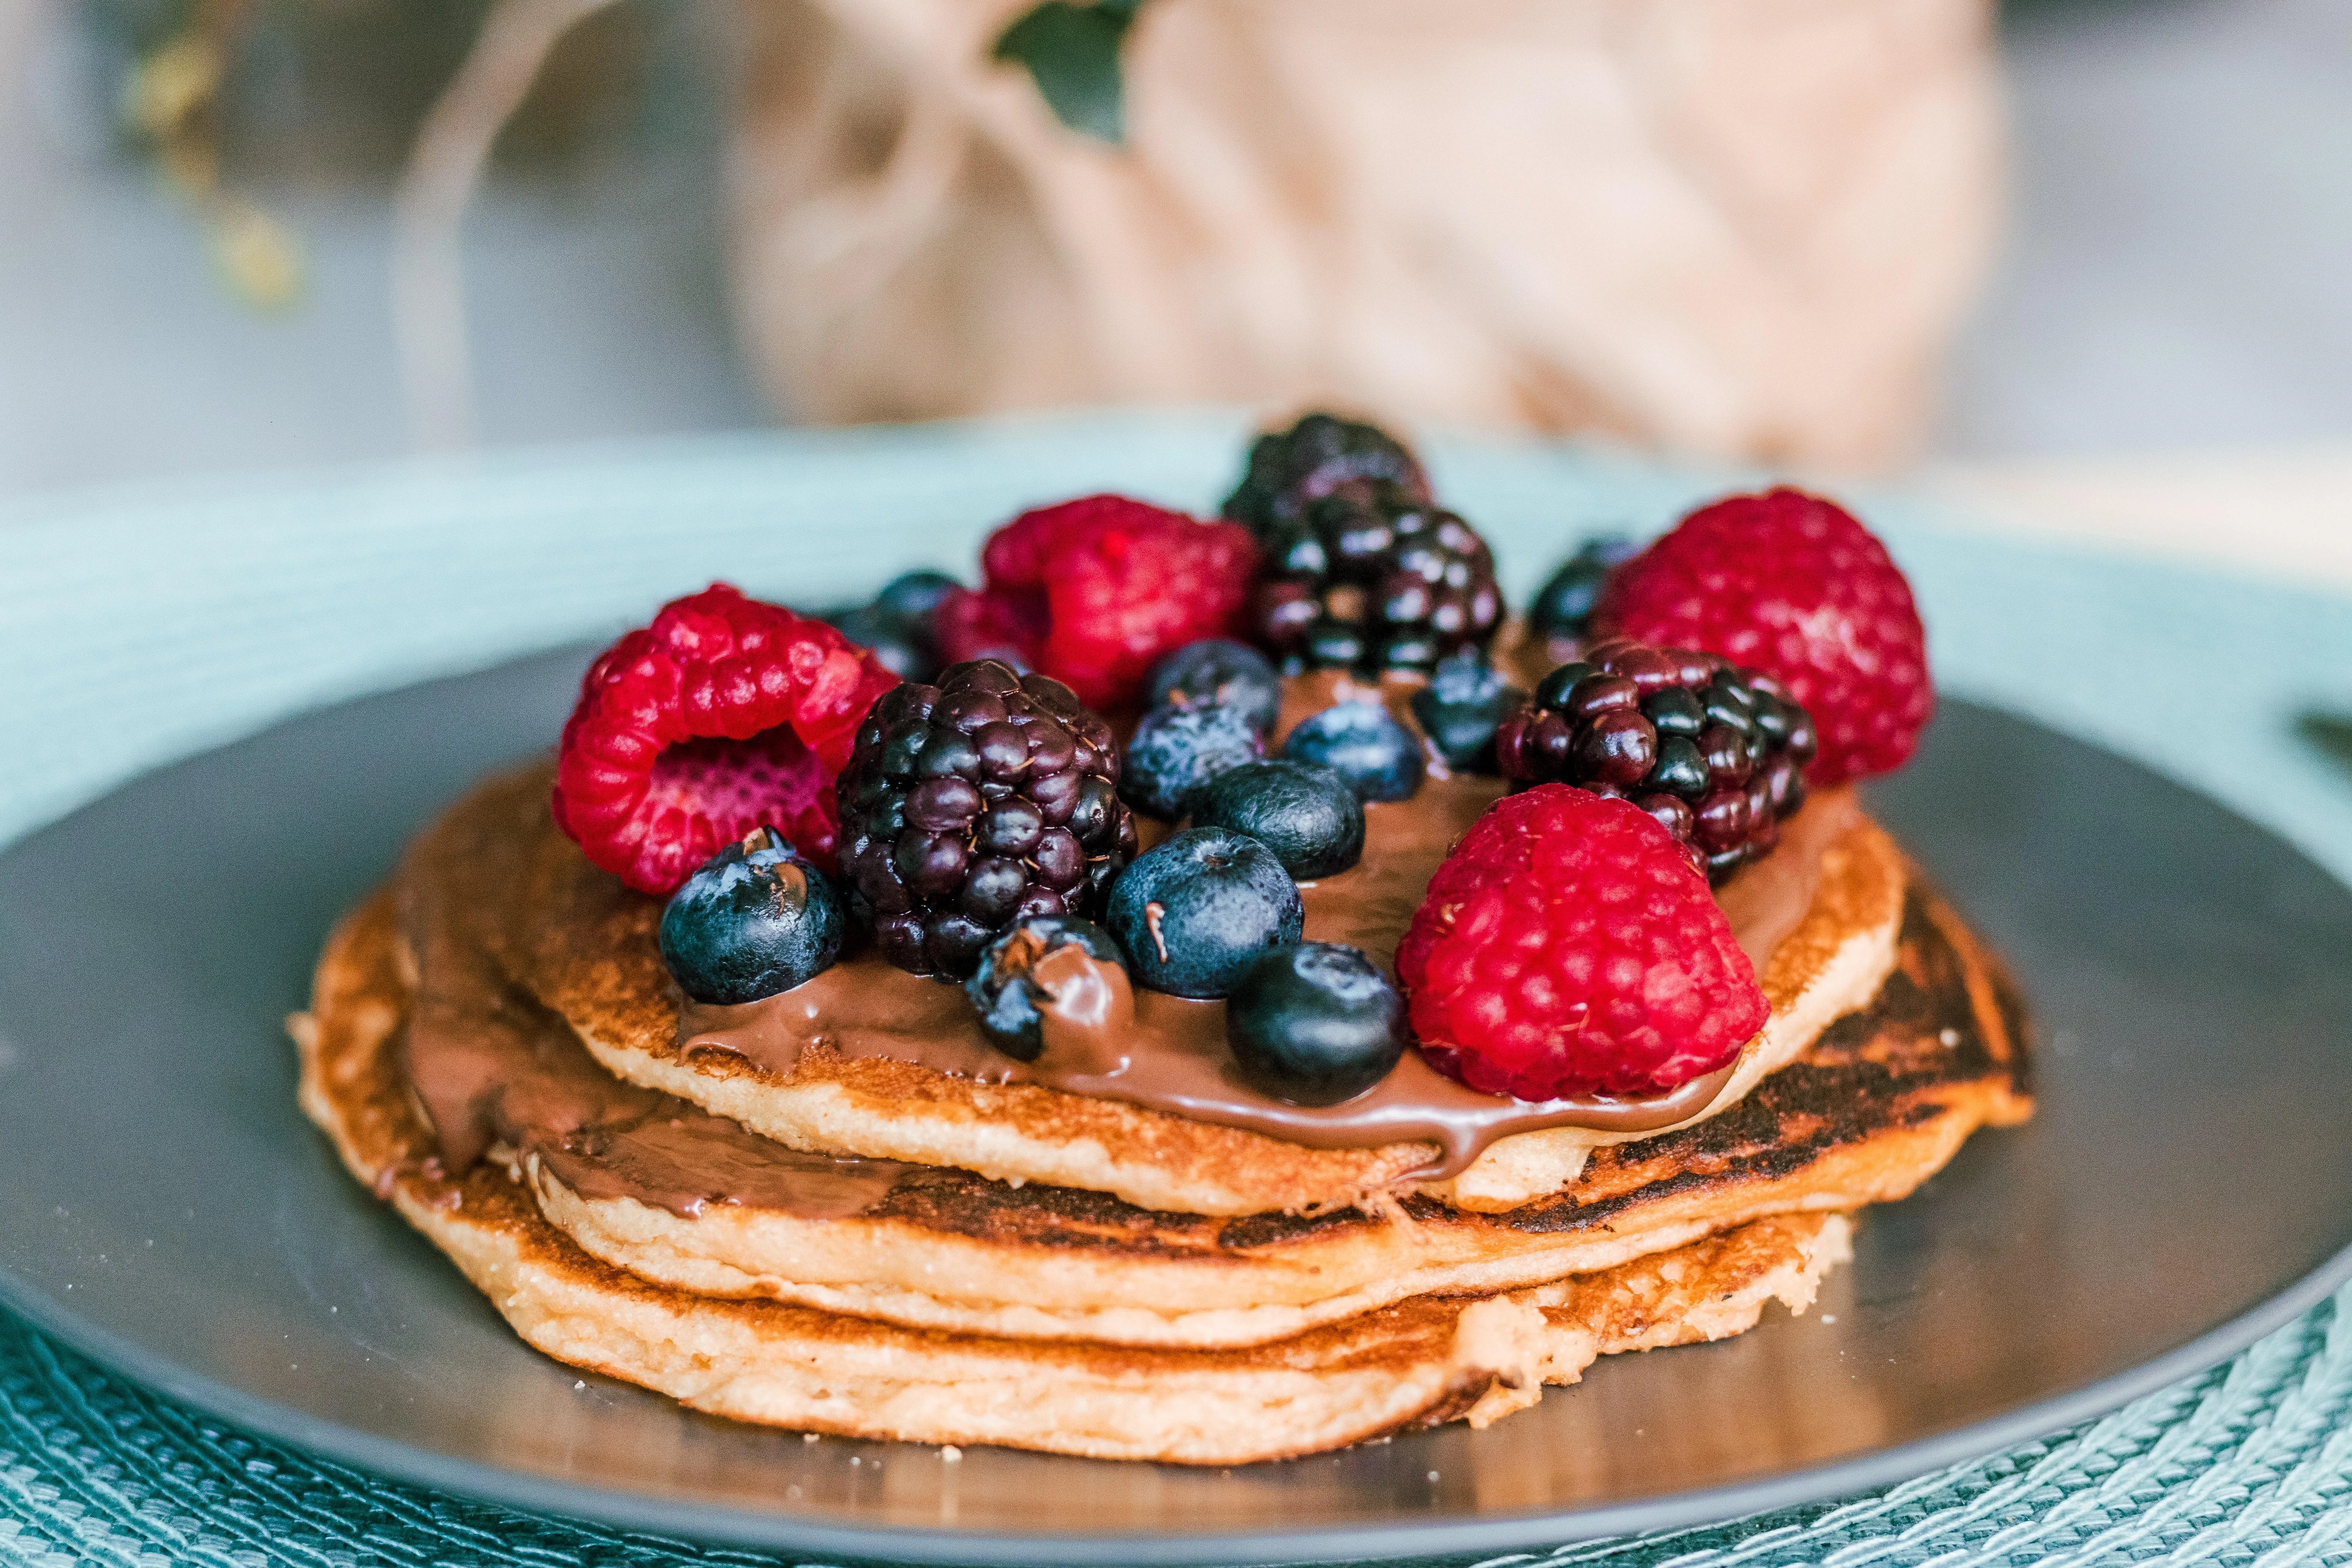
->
left=5, top=414, right=2352, bottom=1567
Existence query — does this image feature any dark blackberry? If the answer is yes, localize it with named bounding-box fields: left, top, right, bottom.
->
left=1246, top=482, right=1504, bottom=675
left=1495, top=638, right=1819, bottom=886
left=1220, top=412, right=1430, bottom=536
left=835, top=659, right=1137, bottom=979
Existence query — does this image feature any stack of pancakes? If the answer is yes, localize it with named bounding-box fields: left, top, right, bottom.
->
left=295, top=742, right=2031, bottom=1464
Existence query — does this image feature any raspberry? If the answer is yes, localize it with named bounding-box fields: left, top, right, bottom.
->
left=1591, top=488, right=1931, bottom=785
left=1495, top=637, right=1816, bottom=886
left=1396, top=785, right=1766, bottom=1100
left=835, top=659, right=1138, bottom=979
left=933, top=495, right=1257, bottom=713
left=553, top=584, right=900, bottom=896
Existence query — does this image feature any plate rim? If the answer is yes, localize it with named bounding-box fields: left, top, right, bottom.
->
left=5, top=684, right=2352, bottom=1564
left=9, top=1241, right=2352, bottom=1565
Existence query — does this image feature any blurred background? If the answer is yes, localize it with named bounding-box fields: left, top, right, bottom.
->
left=0, top=0, right=2345, bottom=505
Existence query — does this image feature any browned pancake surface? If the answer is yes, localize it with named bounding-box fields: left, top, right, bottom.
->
left=293, top=893, right=1853, bottom=1462
left=471, top=765, right=1915, bottom=1215
left=312, top=858, right=2027, bottom=1348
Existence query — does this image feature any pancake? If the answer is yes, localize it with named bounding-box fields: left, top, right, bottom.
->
left=317, top=831, right=2024, bottom=1348
left=292, top=897, right=1853, bottom=1462
left=459, top=765, right=1909, bottom=1217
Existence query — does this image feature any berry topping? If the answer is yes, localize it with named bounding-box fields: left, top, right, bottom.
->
left=835, top=659, right=1137, bottom=980
left=1409, top=650, right=1528, bottom=774
left=1225, top=943, right=1408, bottom=1107
left=1591, top=488, right=1931, bottom=784
left=1221, top=411, right=1431, bottom=535
left=1528, top=534, right=1638, bottom=653
left=1121, top=701, right=1265, bottom=820
left=932, top=495, right=1258, bottom=713
left=1282, top=701, right=1425, bottom=803
left=874, top=569, right=963, bottom=626
left=658, top=828, right=847, bottom=1005
left=1146, top=638, right=1282, bottom=737
left=821, top=569, right=964, bottom=683
left=1245, top=483, right=1504, bottom=676
left=1188, top=760, right=1365, bottom=880
left=966, top=915, right=1130, bottom=1063
left=1396, top=784, right=1766, bottom=1101
left=1105, top=826, right=1303, bottom=998
left=553, top=584, right=899, bottom=896
left=1495, top=638, right=1815, bottom=886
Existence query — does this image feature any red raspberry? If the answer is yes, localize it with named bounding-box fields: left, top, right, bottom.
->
left=1591, top=488, right=1931, bottom=785
left=1396, top=784, right=1765, bottom=1100
left=553, top=584, right=899, bottom=895
left=933, top=495, right=1257, bottom=712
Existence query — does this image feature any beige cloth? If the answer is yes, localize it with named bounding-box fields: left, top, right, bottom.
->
left=727, top=0, right=2002, bottom=469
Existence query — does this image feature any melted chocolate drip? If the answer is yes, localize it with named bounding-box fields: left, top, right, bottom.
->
left=393, top=682, right=1856, bottom=1216
left=679, top=779, right=1860, bottom=1180
left=396, top=773, right=912, bottom=1221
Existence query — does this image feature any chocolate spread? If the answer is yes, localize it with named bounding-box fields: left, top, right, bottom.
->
left=398, top=681, right=1856, bottom=1214
left=678, top=778, right=1859, bottom=1180
left=396, top=775, right=912, bottom=1220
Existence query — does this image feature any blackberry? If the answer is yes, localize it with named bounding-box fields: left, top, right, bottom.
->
left=1495, top=638, right=1818, bottom=886
left=836, top=659, right=1138, bottom=979
left=1246, top=482, right=1504, bottom=675
left=1221, top=414, right=1501, bottom=676
left=1221, top=412, right=1430, bottom=536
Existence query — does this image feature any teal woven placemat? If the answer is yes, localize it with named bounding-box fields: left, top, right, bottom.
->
left=6, top=412, right=2352, bottom=1567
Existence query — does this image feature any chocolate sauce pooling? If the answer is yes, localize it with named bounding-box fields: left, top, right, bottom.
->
left=396, top=774, right=911, bottom=1220
left=679, top=776, right=1860, bottom=1181
left=394, top=688, right=1854, bottom=1215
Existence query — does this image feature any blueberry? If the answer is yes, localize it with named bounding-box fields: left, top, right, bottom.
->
left=1409, top=651, right=1527, bottom=773
left=1120, top=702, right=1264, bottom=819
left=1529, top=534, right=1638, bottom=642
left=1146, top=639, right=1282, bottom=736
left=964, top=915, right=1127, bottom=1062
left=1105, top=827, right=1303, bottom=998
left=822, top=603, right=930, bottom=681
left=658, top=827, right=846, bottom=1004
left=1225, top=943, right=1408, bottom=1106
left=1187, top=760, right=1365, bottom=880
left=874, top=570, right=961, bottom=626
left=1281, top=701, right=1425, bottom=802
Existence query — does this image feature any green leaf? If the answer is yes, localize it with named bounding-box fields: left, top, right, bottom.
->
left=2297, top=710, right=2352, bottom=776
left=992, top=0, right=1145, bottom=145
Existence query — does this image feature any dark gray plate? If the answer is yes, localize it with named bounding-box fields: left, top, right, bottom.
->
left=3, top=653, right=2350, bottom=1566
